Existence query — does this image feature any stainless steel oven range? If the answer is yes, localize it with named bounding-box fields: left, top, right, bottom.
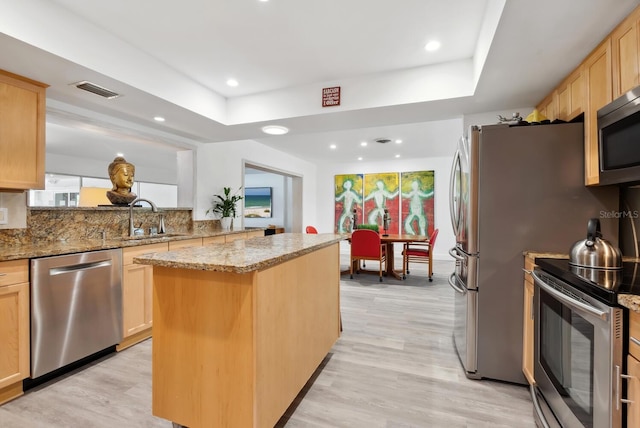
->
left=530, top=258, right=640, bottom=428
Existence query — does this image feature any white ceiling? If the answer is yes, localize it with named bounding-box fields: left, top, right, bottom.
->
left=1, top=0, right=638, bottom=170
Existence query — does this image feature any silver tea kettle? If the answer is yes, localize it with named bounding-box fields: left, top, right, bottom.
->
left=569, top=218, right=622, bottom=269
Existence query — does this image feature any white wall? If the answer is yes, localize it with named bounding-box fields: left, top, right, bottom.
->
left=46, top=152, right=178, bottom=184
left=312, top=117, right=467, bottom=260
left=316, top=156, right=456, bottom=261
left=195, top=140, right=317, bottom=231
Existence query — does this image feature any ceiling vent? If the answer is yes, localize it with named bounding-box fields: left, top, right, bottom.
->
left=71, top=81, right=121, bottom=99
left=375, top=138, right=391, bottom=144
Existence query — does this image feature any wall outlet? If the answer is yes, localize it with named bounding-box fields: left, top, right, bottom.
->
left=0, top=208, right=7, bottom=224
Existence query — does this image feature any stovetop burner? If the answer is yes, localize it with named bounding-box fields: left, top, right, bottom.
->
left=535, top=258, right=640, bottom=305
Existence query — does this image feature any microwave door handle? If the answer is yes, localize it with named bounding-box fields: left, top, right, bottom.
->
left=530, top=271, right=608, bottom=321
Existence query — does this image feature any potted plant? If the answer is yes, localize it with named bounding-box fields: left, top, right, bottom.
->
left=207, top=186, right=243, bottom=230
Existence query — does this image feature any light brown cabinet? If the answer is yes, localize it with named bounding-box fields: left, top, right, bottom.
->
left=522, top=256, right=535, bottom=385
left=628, top=310, right=640, bottom=427
left=537, top=92, right=557, bottom=122
left=556, top=69, right=585, bottom=121
left=0, top=260, right=30, bottom=405
left=118, top=243, right=169, bottom=350
left=534, top=4, right=640, bottom=186
left=0, top=70, right=47, bottom=191
left=584, top=39, right=612, bottom=186
left=612, top=13, right=640, bottom=98
left=202, top=236, right=226, bottom=245
left=168, top=237, right=202, bottom=250
left=246, top=230, right=264, bottom=239
left=225, top=232, right=247, bottom=242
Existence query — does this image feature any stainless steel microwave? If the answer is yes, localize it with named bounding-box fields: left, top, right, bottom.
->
left=598, top=85, right=640, bottom=185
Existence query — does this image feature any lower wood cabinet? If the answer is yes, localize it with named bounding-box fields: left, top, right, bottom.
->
left=168, top=237, right=202, bottom=250
left=118, top=243, right=169, bottom=350
left=628, top=353, right=640, bottom=428
left=522, top=256, right=535, bottom=385
left=0, top=260, right=30, bottom=405
left=628, top=310, right=640, bottom=427
left=246, top=230, right=264, bottom=239
left=202, top=236, right=225, bottom=245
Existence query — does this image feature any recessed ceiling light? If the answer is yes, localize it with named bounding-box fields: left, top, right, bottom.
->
left=330, top=144, right=337, bottom=149
left=258, top=0, right=269, bottom=2
left=360, top=141, right=367, bottom=147
left=116, top=152, right=124, bottom=157
left=395, top=139, right=403, bottom=144
left=424, top=40, right=441, bottom=52
left=154, top=116, right=165, bottom=122
left=261, top=125, right=289, bottom=135
left=357, top=157, right=363, bottom=161
left=226, top=78, right=239, bottom=87
left=395, top=154, right=401, bottom=158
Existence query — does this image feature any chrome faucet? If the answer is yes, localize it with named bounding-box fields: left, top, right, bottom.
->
left=128, top=197, right=158, bottom=237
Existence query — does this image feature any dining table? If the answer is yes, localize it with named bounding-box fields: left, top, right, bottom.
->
left=343, top=233, right=430, bottom=280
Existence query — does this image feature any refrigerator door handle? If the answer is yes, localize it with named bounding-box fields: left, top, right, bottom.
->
left=449, top=149, right=461, bottom=237
left=448, top=273, right=466, bottom=294
left=448, top=246, right=465, bottom=261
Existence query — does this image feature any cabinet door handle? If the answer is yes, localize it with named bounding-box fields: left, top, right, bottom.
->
left=631, top=336, right=640, bottom=347
left=0, top=272, right=6, bottom=277
left=618, top=368, right=636, bottom=408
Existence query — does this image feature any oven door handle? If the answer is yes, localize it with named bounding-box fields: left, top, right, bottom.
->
left=530, top=270, right=608, bottom=321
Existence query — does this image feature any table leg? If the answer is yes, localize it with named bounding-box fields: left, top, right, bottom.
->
left=386, top=243, right=403, bottom=280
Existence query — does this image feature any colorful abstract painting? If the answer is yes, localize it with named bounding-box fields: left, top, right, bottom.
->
left=363, top=172, right=399, bottom=234
left=334, top=174, right=363, bottom=233
left=400, top=170, right=435, bottom=236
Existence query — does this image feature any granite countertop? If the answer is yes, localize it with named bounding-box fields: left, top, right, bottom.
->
left=618, top=295, right=640, bottom=313
left=0, top=229, right=255, bottom=261
left=134, top=233, right=345, bottom=274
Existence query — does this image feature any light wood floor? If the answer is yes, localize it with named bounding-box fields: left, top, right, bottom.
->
left=0, top=246, right=536, bottom=427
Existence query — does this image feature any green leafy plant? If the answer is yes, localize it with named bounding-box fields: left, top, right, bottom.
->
left=207, top=187, right=243, bottom=218
left=356, top=224, right=379, bottom=232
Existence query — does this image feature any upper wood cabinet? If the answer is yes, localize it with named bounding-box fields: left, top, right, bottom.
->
left=536, top=92, right=557, bottom=122
left=556, top=68, right=585, bottom=121
left=0, top=70, right=47, bottom=191
left=584, top=39, right=612, bottom=186
left=535, top=4, right=640, bottom=186
left=612, top=12, right=640, bottom=98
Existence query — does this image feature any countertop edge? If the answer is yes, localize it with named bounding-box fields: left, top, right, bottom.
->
left=134, top=234, right=344, bottom=274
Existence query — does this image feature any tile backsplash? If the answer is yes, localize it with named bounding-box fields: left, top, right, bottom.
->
left=0, top=207, right=219, bottom=246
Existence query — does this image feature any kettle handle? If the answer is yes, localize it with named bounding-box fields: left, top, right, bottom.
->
left=586, top=218, right=602, bottom=246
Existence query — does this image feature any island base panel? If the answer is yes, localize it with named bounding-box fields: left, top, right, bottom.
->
left=152, top=243, right=340, bottom=428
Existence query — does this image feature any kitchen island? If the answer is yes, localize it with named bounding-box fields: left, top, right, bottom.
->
left=134, top=233, right=343, bottom=428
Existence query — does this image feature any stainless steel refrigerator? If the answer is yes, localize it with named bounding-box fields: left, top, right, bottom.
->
left=448, top=122, right=619, bottom=385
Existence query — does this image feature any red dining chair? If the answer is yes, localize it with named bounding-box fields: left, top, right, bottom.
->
left=402, top=228, right=439, bottom=282
left=350, top=229, right=387, bottom=282
left=305, top=225, right=318, bottom=234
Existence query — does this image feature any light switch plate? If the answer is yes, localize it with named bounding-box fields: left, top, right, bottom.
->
left=0, top=208, right=8, bottom=224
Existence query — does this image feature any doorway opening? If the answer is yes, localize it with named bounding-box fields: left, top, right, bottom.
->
left=243, top=161, right=302, bottom=233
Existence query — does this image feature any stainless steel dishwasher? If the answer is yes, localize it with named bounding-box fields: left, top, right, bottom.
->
left=30, top=248, right=123, bottom=378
